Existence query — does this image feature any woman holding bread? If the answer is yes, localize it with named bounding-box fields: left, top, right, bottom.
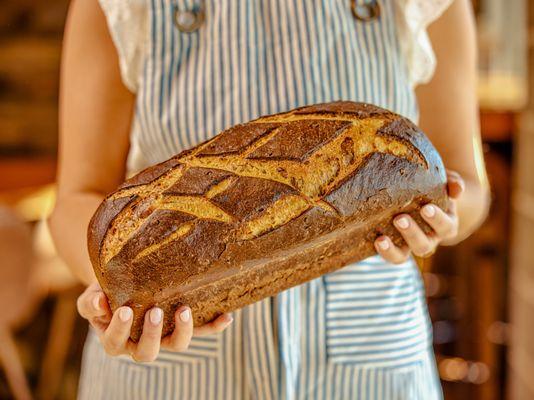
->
left=50, top=0, right=489, bottom=398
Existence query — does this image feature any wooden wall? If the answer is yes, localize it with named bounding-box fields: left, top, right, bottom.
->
left=508, top=4, right=534, bottom=398
left=0, top=0, right=68, bottom=156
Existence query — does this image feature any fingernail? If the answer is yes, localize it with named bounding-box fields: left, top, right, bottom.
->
left=377, top=239, right=390, bottom=250
left=422, top=205, right=436, bottom=218
left=396, top=217, right=410, bottom=229
left=119, top=307, right=132, bottom=322
left=150, top=308, right=163, bottom=325
left=225, top=315, right=234, bottom=324
left=179, top=308, right=191, bottom=323
left=92, top=295, right=101, bottom=311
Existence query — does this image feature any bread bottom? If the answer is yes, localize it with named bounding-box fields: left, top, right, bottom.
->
left=125, top=203, right=429, bottom=342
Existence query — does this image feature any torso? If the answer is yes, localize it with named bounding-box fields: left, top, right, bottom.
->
left=78, top=2, right=442, bottom=399
left=128, top=0, right=418, bottom=172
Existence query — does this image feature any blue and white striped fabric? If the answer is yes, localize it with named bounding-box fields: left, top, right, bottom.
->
left=80, top=0, right=443, bottom=398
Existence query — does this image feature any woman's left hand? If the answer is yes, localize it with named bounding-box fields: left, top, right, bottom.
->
left=374, top=170, right=465, bottom=264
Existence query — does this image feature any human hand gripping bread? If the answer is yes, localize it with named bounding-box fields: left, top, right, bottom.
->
left=87, top=101, right=448, bottom=341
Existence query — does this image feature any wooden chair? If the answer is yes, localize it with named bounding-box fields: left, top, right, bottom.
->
left=0, top=206, right=39, bottom=400
left=0, top=186, right=82, bottom=400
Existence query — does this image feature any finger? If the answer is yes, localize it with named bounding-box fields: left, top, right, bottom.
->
left=447, top=198, right=458, bottom=216
left=446, top=170, right=465, bottom=199
left=132, top=308, right=163, bottom=362
left=101, top=307, right=133, bottom=356
left=374, top=236, right=410, bottom=264
left=446, top=169, right=461, bottom=180
left=420, top=204, right=458, bottom=240
left=77, top=285, right=110, bottom=321
left=393, top=215, right=437, bottom=257
left=161, top=306, right=194, bottom=352
left=193, top=314, right=233, bottom=337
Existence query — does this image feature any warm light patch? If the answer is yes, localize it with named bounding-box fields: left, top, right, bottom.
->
left=102, top=195, right=159, bottom=264
left=159, top=195, right=234, bottom=223
left=316, top=200, right=339, bottom=215
left=181, top=118, right=422, bottom=200
left=238, top=195, right=310, bottom=240
left=205, top=177, right=237, bottom=199
left=109, top=165, right=185, bottom=201
left=184, top=156, right=298, bottom=190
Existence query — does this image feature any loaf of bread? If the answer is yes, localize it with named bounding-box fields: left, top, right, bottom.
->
left=88, top=101, right=448, bottom=341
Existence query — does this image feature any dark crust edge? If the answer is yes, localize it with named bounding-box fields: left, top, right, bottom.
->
left=117, top=156, right=183, bottom=191
left=291, top=101, right=392, bottom=118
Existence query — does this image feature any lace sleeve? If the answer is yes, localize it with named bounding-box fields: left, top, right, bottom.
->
left=98, top=0, right=148, bottom=92
left=394, top=0, right=454, bottom=86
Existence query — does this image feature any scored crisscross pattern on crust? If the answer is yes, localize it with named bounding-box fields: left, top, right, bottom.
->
left=100, top=104, right=426, bottom=267
left=88, top=101, right=447, bottom=339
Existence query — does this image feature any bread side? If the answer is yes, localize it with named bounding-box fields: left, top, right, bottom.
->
left=88, top=101, right=448, bottom=341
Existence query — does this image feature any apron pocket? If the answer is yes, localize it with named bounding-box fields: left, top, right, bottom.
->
left=323, top=256, right=432, bottom=367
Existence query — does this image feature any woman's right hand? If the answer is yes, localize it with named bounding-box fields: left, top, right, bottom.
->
left=77, top=283, right=233, bottom=362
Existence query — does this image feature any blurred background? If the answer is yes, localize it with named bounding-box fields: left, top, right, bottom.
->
left=0, top=0, right=532, bottom=399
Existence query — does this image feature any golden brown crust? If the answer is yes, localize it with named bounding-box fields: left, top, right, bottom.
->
left=246, top=120, right=352, bottom=161
left=164, top=167, right=234, bottom=196
left=87, top=101, right=448, bottom=341
left=292, top=101, right=390, bottom=117
left=197, top=123, right=278, bottom=156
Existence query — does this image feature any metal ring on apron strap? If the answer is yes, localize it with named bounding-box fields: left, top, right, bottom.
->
left=173, top=6, right=205, bottom=33
left=174, top=1, right=379, bottom=33
left=351, top=0, right=381, bottom=22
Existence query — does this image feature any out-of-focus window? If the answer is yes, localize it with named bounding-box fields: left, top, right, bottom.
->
left=476, top=0, right=527, bottom=110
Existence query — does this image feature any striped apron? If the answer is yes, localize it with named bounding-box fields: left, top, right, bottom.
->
left=79, top=0, right=442, bottom=398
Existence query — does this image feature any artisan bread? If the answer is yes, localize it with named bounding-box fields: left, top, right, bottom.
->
left=88, top=101, right=448, bottom=341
